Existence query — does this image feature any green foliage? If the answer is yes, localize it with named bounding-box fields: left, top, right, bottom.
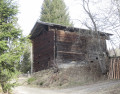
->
left=0, top=0, right=25, bottom=93
left=1, top=82, right=16, bottom=93
left=20, top=38, right=31, bottom=73
left=27, top=77, right=35, bottom=84
left=40, top=0, right=73, bottom=26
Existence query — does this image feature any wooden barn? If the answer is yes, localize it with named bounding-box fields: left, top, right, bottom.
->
left=30, top=21, right=112, bottom=72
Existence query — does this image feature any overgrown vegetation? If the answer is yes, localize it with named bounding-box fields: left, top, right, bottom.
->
left=19, top=40, right=31, bottom=73
left=29, top=64, right=107, bottom=88
left=27, top=77, right=36, bottom=85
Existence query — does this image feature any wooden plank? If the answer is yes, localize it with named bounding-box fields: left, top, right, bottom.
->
left=111, top=59, right=114, bottom=79
left=57, top=51, right=85, bottom=61
left=116, top=60, right=118, bottom=79
left=111, top=59, right=113, bottom=79
left=109, top=59, right=112, bottom=79
left=113, top=60, right=115, bottom=79
left=56, top=30, right=78, bottom=36
left=108, top=57, right=120, bottom=80
left=117, top=59, right=119, bottom=79
left=57, top=51, right=84, bottom=55
left=118, top=59, right=120, bottom=79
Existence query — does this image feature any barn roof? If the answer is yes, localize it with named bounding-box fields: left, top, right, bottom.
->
left=30, top=20, right=112, bottom=39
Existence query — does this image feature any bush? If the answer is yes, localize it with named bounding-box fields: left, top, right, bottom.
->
left=40, top=82, right=44, bottom=86
left=1, top=82, right=16, bottom=94
left=27, top=77, right=35, bottom=84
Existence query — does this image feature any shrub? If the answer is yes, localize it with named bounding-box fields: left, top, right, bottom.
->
left=1, top=82, right=16, bottom=94
left=40, top=82, right=44, bottom=86
left=27, top=77, right=35, bottom=84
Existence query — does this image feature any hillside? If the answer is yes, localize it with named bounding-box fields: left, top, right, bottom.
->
left=28, top=64, right=107, bottom=88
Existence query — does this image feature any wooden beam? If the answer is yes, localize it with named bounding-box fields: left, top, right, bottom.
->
left=57, top=51, right=84, bottom=55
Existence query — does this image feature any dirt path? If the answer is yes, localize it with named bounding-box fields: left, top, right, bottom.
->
left=13, top=86, right=65, bottom=94
left=61, top=80, right=120, bottom=94
left=13, top=80, right=120, bottom=94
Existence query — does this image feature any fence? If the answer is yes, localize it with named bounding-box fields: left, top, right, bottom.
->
left=108, top=57, right=120, bottom=79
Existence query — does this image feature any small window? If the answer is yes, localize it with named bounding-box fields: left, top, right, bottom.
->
left=96, top=57, right=98, bottom=60
left=90, top=61, right=94, bottom=63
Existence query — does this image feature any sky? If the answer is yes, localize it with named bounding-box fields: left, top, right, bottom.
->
left=17, top=0, right=82, bottom=36
left=17, top=0, right=120, bottom=49
left=17, top=0, right=43, bottom=36
left=17, top=0, right=115, bottom=35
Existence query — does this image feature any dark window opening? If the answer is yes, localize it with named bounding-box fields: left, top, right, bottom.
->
left=90, top=61, right=94, bottom=63
left=96, top=57, right=98, bottom=60
left=48, top=57, right=50, bottom=60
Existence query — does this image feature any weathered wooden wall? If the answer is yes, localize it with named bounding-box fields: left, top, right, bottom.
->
left=32, top=30, right=54, bottom=72
left=56, top=30, right=87, bottom=62
left=32, top=26, right=108, bottom=72
left=55, top=30, right=107, bottom=67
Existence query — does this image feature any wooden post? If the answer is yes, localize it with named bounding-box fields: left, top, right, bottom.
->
left=116, top=59, right=118, bottom=79
left=30, top=42, right=33, bottom=74
left=53, top=29, right=58, bottom=69
left=111, top=59, right=114, bottom=79
left=118, top=58, right=120, bottom=79
left=118, top=59, right=120, bottom=79
left=113, top=60, right=115, bottom=79
left=109, top=59, right=112, bottom=79
left=110, top=59, right=113, bottom=79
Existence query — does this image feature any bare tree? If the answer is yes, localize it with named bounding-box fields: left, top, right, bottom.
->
left=81, top=0, right=108, bottom=73
left=79, top=0, right=120, bottom=73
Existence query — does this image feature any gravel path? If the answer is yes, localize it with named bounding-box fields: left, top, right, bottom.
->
left=13, top=80, right=120, bottom=94
left=13, top=86, right=65, bottom=94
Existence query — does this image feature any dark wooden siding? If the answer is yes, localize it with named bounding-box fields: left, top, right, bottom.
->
left=32, top=30, right=54, bottom=72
